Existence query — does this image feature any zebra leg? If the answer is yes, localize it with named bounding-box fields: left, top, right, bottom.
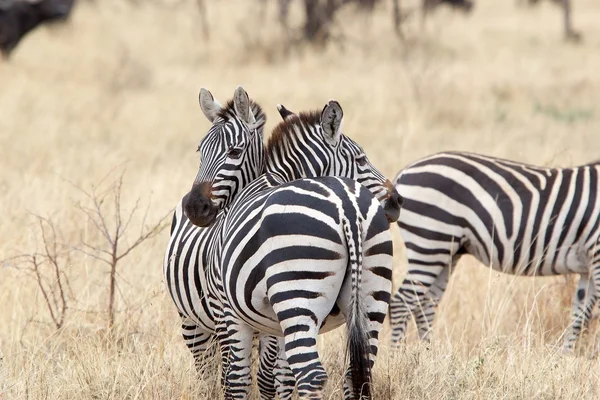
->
left=223, top=319, right=254, bottom=399
left=257, top=334, right=278, bottom=400
left=181, top=318, right=215, bottom=371
left=274, top=336, right=296, bottom=400
left=390, top=265, right=446, bottom=345
left=413, top=265, right=455, bottom=341
left=279, top=319, right=327, bottom=399
left=214, top=315, right=231, bottom=389
left=563, top=273, right=598, bottom=352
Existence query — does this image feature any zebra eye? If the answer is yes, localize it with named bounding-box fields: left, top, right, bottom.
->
left=356, top=155, right=368, bottom=167
left=228, top=147, right=243, bottom=159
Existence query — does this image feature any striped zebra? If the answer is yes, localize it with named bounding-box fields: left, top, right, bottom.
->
left=389, top=151, right=600, bottom=352
left=184, top=100, right=403, bottom=399
left=164, top=86, right=282, bottom=397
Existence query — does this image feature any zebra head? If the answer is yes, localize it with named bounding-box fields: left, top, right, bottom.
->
left=183, top=86, right=266, bottom=228
left=273, top=101, right=403, bottom=223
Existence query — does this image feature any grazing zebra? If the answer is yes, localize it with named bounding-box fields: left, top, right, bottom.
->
left=389, top=151, right=600, bottom=352
left=183, top=100, right=403, bottom=399
left=164, top=86, right=281, bottom=398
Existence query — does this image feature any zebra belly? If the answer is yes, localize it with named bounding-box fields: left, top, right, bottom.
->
left=472, top=241, right=589, bottom=276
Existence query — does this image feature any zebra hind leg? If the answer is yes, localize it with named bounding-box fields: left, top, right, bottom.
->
left=257, top=334, right=278, bottom=400
left=279, top=319, right=327, bottom=399
left=274, top=336, right=296, bottom=400
left=563, top=273, right=598, bottom=352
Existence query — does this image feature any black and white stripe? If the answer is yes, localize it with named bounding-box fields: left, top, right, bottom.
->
left=389, top=151, right=600, bottom=351
left=203, top=101, right=401, bottom=399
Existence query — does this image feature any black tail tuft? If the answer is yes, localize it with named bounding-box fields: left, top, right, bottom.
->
left=347, top=306, right=372, bottom=399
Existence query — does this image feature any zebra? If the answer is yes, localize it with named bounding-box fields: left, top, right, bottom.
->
left=388, top=150, right=600, bottom=352
left=164, top=86, right=283, bottom=398
left=184, top=99, right=403, bottom=399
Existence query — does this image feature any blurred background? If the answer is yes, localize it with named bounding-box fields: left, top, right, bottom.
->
left=1, top=0, right=599, bottom=398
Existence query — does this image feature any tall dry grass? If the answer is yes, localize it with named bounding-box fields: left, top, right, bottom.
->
left=1, top=0, right=600, bottom=398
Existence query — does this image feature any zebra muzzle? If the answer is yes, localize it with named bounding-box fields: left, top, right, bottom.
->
left=383, top=187, right=403, bottom=223
left=183, top=183, right=218, bottom=227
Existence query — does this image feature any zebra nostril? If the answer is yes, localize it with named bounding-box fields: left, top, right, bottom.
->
left=391, top=191, right=404, bottom=208
left=198, top=198, right=211, bottom=217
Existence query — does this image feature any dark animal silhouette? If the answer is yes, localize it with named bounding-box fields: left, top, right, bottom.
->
left=0, top=0, right=75, bottom=58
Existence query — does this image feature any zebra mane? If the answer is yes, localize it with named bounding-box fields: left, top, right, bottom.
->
left=216, top=99, right=267, bottom=133
left=266, top=110, right=321, bottom=159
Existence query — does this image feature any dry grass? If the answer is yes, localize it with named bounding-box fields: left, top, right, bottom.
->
left=1, top=0, right=600, bottom=398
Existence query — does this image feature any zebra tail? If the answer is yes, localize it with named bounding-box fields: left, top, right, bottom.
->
left=343, top=215, right=372, bottom=399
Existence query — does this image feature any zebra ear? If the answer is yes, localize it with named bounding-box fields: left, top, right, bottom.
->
left=233, top=86, right=256, bottom=126
left=277, top=104, right=295, bottom=120
left=321, top=100, right=343, bottom=146
left=198, top=88, right=222, bottom=123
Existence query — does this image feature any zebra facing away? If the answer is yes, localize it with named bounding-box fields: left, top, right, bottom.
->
left=389, top=151, right=600, bottom=352
left=183, top=100, right=403, bottom=399
left=163, top=86, right=282, bottom=398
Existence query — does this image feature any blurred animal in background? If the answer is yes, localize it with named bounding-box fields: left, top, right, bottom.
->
left=271, top=0, right=390, bottom=45
left=0, top=0, right=76, bottom=58
left=522, top=0, right=580, bottom=41
left=422, top=0, right=474, bottom=18
left=392, top=0, right=474, bottom=38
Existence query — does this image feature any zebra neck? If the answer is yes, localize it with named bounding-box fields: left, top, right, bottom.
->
left=265, top=162, right=303, bottom=183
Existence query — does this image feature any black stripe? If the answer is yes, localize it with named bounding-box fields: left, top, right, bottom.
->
left=267, top=271, right=335, bottom=288
left=270, top=290, right=323, bottom=305
left=369, top=266, right=392, bottom=281
left=365, top=240, right=393, bottom=257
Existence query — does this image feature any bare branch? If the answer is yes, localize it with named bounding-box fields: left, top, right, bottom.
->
left=70, top=170, right=170, bottom=329
left=116, top=211, right=172, bottom=262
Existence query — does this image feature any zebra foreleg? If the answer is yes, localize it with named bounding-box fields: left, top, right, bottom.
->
left=181, top=318, right=216, bottom=372
left=257, top=334, right=278, bottom=400
left=563, top=273, right=598, bottom=352
left=390, top=265, right=446, bottom=345
left=389, top=280, right=433, bottom=345
left=273, top=336, right=296, bottom=400
left=413, top=265, right=454, bottom=341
